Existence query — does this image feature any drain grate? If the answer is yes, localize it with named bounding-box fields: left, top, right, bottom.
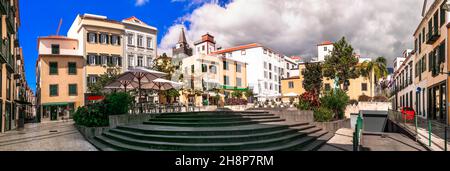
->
left=49, top=130, right=58, bottom=133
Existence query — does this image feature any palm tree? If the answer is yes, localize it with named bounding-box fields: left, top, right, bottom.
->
left=359, top=57, right=389, bottom=97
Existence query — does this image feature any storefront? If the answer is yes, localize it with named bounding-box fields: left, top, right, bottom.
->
left=41, top=102, right=75, bottom=122
left=428, top=81, right=447, bottom=123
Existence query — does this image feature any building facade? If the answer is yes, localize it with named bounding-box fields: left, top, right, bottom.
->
left=180, top=34, right=248, bottom=106
left=210, top=43, right=287, bottom=102
left=36, top=36, right=85, bottom=122
left=123, top=16, right=157, bottom=70
left=67, top=14, right=125, bottom=97
left=392, top=51, right=415, bottom=112
left=410, top=0, right=448, bottom=123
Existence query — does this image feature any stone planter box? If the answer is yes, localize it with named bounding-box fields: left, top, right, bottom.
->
left=314, top=118, right=351, bottom=133
left=76, top=125, right=109, bottom=139
left=109, top=113, right=157, bottom=128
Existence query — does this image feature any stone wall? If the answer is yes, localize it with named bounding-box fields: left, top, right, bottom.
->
left=76, top=125, right=109, bottom=139
left=314, top=119, right=351, bottom=133
left=250, top=108, right=314, bottom=123
left=345, top=102, right=391, bottom=118
left=108, top=114, right=158, bottom=128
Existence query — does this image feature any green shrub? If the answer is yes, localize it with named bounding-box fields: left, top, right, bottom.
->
left=297, top=99, right=312, bottom=110
left=73, top=103, right=109, bottom=127
left=314, top=107, right=334, bottom=122
left=104, top=92, right=133, bottom=115
left=320, top=89, right=349, bottom=119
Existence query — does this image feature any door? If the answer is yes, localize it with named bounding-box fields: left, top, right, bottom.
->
left=5, top=103, right=10, bottom=131
left=50, top=106, right=58, bottom=121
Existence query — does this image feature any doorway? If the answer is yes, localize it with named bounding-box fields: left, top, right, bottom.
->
left=50, top=106, right=58, bottom=121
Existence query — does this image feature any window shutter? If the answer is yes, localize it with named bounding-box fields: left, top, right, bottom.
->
left=86, top=55, right=90, bottom=64
left=118, top=36, right=121, bottom=45
left=106, top=35, right=110, bottom=44
left=96, top=55, right=101, bottom=65
left=95, top=33, right=98, bottom=43
left=87, top=33, right=91, bottom=42
left=118, top=57, right=122, bottom=66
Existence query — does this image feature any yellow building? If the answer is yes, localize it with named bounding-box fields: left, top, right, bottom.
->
left=67, top=14, right=125, bottom=98
left=36, top=36, right=85, bottom=122
left=180, top=53, right=248, bottom=106
left=281, top=62, right=375, bottom=103
left=1, top=0, right=27, bottom=133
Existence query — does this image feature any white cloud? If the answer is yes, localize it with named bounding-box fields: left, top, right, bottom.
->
left=135, top=0, right=149, bottom=6
left=159, top=0, right=423, bottom=65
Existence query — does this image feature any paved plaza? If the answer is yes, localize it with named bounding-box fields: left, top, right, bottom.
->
left=0, top=121, right=97, bottom=151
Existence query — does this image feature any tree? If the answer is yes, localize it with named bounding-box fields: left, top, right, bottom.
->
left=359, top=56, right=389, bottom=97
left=232, top=90, right=243, bottom=98
left=302, top=62, right=323, bottom=96
left=153, top=53, right=176, bottom=80
left=88, top=67, right=121, bottom=95
left=322, top=37, right=359, bottom=90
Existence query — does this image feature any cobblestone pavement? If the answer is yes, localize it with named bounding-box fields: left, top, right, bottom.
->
left=0, top=120, right=97, bottom=151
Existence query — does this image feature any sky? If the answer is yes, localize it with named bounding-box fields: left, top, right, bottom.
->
left=20, top=0, right=425, bottom=92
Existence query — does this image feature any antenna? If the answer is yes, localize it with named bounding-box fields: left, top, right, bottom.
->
left=56, top=18, right=63, bottom=36
left=422, top=0, right=428, bottom=17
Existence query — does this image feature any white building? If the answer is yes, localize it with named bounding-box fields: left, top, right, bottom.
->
left=315, top=41, right=334, bottom=62
left=210, top=43, right=287, bottom=101
left=392, top=52, right=415, bottom=112
left=122, top=16, right=158, bottom=70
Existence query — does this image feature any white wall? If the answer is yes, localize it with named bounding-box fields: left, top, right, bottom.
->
left=38, top=39, right=79, bottom=56
left=317, top=44, right=333, bottom=62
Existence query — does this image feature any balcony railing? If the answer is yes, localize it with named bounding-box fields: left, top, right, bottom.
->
left=426, top=28, right=440, bottom=44
left=0, top=0, right=10, bottom=14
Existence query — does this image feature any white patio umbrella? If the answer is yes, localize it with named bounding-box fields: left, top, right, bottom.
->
left=142, top=78, right=183, bottom=91
left=114, top=67, right=168, bottom=113
left=104, top=80, right=139, bottom=92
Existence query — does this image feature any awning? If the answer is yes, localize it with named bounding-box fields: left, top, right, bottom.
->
left=222, top=85, right=249, bottom=91
left=283, top=92, right=299, bottom=97
left=42, top=102, right=74, bottom=107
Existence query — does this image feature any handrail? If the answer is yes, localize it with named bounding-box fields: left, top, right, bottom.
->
left=353, top=114, right=364, bottom=151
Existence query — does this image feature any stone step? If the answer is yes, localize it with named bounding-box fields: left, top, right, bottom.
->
left=298, top=132, right=334, bottom=151
left=107, top=124, right=315, bottom=143
left=152, top=116, right=281, bottom=123
left=99, top=130, right=309, bottom=151
left=142, top=118, right=286, bottom=127
left=117, top=123, right=307, bottom=136
left=94, top=135, right=167, bottom=151
left=157, top=113, right=275, bottom=119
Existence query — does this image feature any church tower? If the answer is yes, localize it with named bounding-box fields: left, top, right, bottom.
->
left=172, top=28, right=193, bottom=57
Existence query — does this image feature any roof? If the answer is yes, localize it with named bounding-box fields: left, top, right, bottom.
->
left=37, top=35, right=79, bottom=50
left=178, top=28, right=188, bottom=44
left=123, top=16, right=147, bottom=25
left=210, top=43, right=262, bottom=55
left=290, top=56, right=302, bottom=60
left=318, top=41, right=333, bottom=46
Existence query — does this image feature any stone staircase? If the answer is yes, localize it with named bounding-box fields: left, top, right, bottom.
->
left=90, top=111, right=333, bottom=151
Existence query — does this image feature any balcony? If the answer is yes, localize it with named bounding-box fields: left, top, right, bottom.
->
left=426, top=28, right=440, bottom=44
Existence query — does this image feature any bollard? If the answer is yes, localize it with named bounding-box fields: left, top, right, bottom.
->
left=428, top=120, right=432, bottom=147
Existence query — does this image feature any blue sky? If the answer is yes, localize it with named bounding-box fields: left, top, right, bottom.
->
left=20, top=0, right=217, bottom=92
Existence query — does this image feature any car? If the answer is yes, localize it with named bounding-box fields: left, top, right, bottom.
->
left=400, top=107, right=415, bottom=121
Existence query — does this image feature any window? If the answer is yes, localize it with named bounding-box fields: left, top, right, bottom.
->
left=362, top=83, right=368, bottom=91
left=224, top=76, right=230, bottom=85
left=228, top=53, right=232, bottom=58
left=137, top=56, right=143, bottom=67
left=88, top=55, right=96, bottom=65
left=223, top=61, right=229, bottom=70
left=147, top=56, right=152, bottom=67
left=68, top=62, right=76, bottom=75
left=127, top=34, right=134, bottom=45
left=274, top=75, right=278, bottom=81
left=324, top=47, right=327, bottom=51
left=191, top=65, right=195, bottom=73
left=269, top=72, right=272, bottom=79
left=264, top=82, right=268, bottom=90
left=69, top=84, right=77, bottom=96
left=202, top=64, right=207, bottom=73
left=263, top=49, right=267, bottom=54
left=202, top=45, right=205, bottom=51
left=325, top=84, right=331, bottom=91
left=236, top=64, right=242, bottom=73
left=101, top=55, right=107, bottom=65
left=288, top=81, right=294, bottom=88
left=441, top=1, right=447, bottom=27
left=269, top=63, right=272, bottom=71
left=6, top=75, right=10, bottom=100
left=128, top=55, right=134, bottom=67
left=51, top=44, right=60, bottom=54
left=287, top=63, right=290, bottom=69
left=147, top=37, right=153, bottom=49
left=100, top=33, right=108, bottom=44
left=137, top=35, right=143, bottom=47
left=241, top=50, right=246, bottom=55
left=264, top=62, right=267, bottom=69
left=111, top=35, right=119, bottom=45
left=236, top=78, right=242, bottom=87
left=422, top=56, right=426, bottom=73
left=209, top=65, right=217, bottom=74
left=50, top=84, right=58, bottom=97
left=270, top=83, right=273, bottom=90
left=49, top=62, right=58, bottom=75
left=88, top=33, right=96, bottom=43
